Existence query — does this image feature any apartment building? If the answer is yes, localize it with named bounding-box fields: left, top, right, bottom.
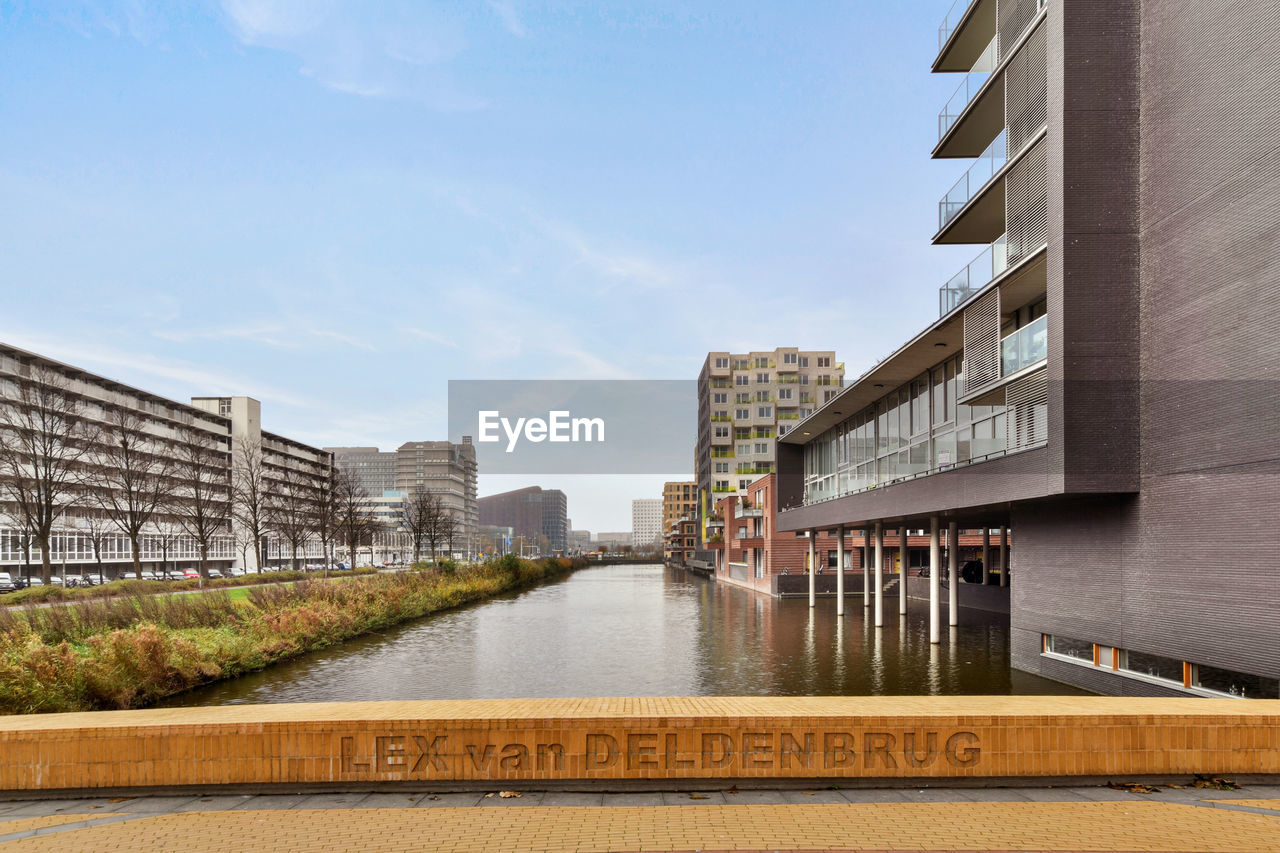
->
left=661, top=481, right=696, bottom=534
left=477, top=486, right=568, bottom=555
left=326, top=439, right=479, bottom=557
left=631, top=498, right=663, bottom=550
left=662, top=517, right=698, bottom=566
left=0, top=343, right=332, bottom=578
left=695, top=349, right=844, bottom=541
left=776, top=0, right=1280, bottom=698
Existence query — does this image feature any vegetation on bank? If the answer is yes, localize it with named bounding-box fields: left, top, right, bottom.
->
left=1, top=567, right=383, bottom=606
left=0, top=555, right=584, bottom=715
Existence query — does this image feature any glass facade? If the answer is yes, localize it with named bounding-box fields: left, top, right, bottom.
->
left=802, top=352, right=1014, bottom=504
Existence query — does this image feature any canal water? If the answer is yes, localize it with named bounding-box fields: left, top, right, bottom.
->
left=165, top=563, right=1084, bottom=706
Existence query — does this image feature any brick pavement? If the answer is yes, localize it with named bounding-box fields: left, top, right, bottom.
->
left=0, top=789, right=1278, bottom=852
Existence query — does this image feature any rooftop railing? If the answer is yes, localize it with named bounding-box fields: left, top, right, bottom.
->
left=1001, top=314, right=1048, bottom=376
left=938, top=129, right=1006, bottom=231
left=939, top=234, right=1008, bottom=317
left=938, top=36, right=997, bottom=140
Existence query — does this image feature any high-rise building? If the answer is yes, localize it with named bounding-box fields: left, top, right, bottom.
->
left=478, top=486, right=568, bottom=555
left=695, top=349, right=844, bottom=539
left=327, top=439, right=478, bottom=556
left=630, top=498, right=663, bottom=550
left=0, top=342, right=332, bottom=577
left=661, top=481, right=696, bottom=535
left=776, top=0, right=1280, bottom=698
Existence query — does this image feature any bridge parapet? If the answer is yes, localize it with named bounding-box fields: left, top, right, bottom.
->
left=1, top=696, right=1277, bottom=794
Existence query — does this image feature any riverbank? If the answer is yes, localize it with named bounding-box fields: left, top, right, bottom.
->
left=0, top=555, right=585, bottom=715
left=1, top=567, right=383, bottom=606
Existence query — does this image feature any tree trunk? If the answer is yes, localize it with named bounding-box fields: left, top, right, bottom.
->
left=38, top=532, right=53, bottom=585
left=253, top=533, right=262, bottom=574
left=131, top=534, right=143, bottom=580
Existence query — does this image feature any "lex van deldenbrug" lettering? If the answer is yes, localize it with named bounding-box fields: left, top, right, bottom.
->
left=338, top=729, right=981, bottom=776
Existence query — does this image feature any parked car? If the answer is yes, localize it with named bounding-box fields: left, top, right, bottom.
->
left=227, top=567, right=247, bottom=577
left=23, top=577, right=43, bottom=588
left=182, top=568, right=200, bottom=580
left=140, top=571, right=161, bottom=581
left=0, top=573, right=17, bottom=593
left=206, top=569, right=224, bottom=579
left=162, top=570, right=186, bottom=581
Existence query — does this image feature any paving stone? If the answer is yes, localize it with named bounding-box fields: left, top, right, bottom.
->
left=478, top=792, right=544, bottom=807
left=660, top=791, right=727, bottom=806
left=717, top=789, right=792, bottom=804
left=537, top=792, right=603, bottom=807
left=110, top=796, right=203, bottom=813
left=778, top=789, right=849, bottom=804
left=949, top=786, right=1032, bottom=802
left=231, top=794, right=307, bottom=811
left=1059, top=786, right=1136, bottom=801
left=175, top=796, right=255, bottom=812
left=599, top=792, right=664, bottom=807
left=413, top=792, right=485, bottom=808
left=293, top=793, right=371, bottom=810
left=349, top=793, right=426, bottom=809
left=837, top=788, right=912, bottom=803
left=1012, top=786, right=1091, bottom=801
left=0, top=799, right=115, bottom=817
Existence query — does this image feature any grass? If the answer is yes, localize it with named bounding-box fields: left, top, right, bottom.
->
left=0, top=555, right=584, bottom=715
left=1, top=567, right=382, bottom=606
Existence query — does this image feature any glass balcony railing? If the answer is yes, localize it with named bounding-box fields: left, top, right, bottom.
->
left=937, top=0, right=974, bottom=52
left=938, top=36, right=997, bottom=140
left=1001, top=314, right=1048, bottom=376
left=939, top=234, right=1007, bottom=317
left=938, top=129, right=1006, bottom=231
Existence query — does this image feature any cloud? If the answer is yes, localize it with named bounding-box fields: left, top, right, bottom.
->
left=152, top=324, right=376, bottom=351
left=403, top=328, right=459, bottom=349
left=0, top=331, right=312, bottom=408
left=486, top=0, right=526, bottom=38
left=219, top=0, right=486, bottom=108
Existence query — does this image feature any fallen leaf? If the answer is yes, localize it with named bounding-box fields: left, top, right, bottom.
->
left=483, top=793, right=494, bottom=798
left=1108, top=781, right=1161, bottom=794
left=689, top=793, right=710, bottom=800
left=498, top=791, right=522, bottom=798
left=725, top=786, right=739, bottom=795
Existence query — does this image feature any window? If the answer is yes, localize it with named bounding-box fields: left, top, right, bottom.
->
left=714, top=462, right=729, bottom=473
left=714, top=426, right=729, bottom=438
left=1044, top=635, right=1092, bottom=660
left=714, top=409, right=728, bottom=420
left=817, top=356, right=831, bottom=368
left=783, top=352, right=797, bottom=364
left=754, top=442, right=769, bottom=454
left=713, top=393, right=727, bottom=404
left=1193, top=663, right=1279, bottom=698
left=799, top=356, right=809, bottom=368
left=735, top=375, right=749, bottom=386
left=736, top=408, right=750, bottom=419
left=778, top=388, right=792, bottom=400
left=737, top=443, right=751, bottom=455
left=736, top=392, right=750, bottom=403
left=755, top=357, right=769, bottom=368
left=714, top=357, right=729, bottom=368
left=1122, top=650, right=1183, bottom=684
left=755, top=390, right=769, bottom=402
left=739, top=480, right=750, bottom=489
left=756, top=373, right=770, bottom=383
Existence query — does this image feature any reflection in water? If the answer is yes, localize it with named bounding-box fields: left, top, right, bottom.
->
left=163, top=563, right=1085, bottom=707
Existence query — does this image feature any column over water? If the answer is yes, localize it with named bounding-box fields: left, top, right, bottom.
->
left=929, top=517, right=940, bottom=644
left=899, top=526, right=908, bottom=615
left=862, top=529, right=871, bottom=608
left=1000, top=525, right=1009, bottom=588
left=873, top=522, right=884, bottom=628
left=835, top=526, right=845, bottom=617
left=982, top=527, right=991, bottom=587
left=807, top=529, right=816, bottom=608
left=948, top=520, right=959, bottom=627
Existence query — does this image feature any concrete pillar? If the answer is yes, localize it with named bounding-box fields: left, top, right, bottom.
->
left=929, top=516, right=940, bottom=644
left=948, top=520, right=959, bottom=627
left=862, top=529, right=871, bottom=607
left=1000, top=525, right=1009, bottom=588
left=836, top=526, right=845, bottom=617
left=982, top=527, right=991, bottom=586
left=873, top=521, right=884, bottom=628
left=807, top=530, right=816, bottom=608
left=899, top=526, right=908, bottom=615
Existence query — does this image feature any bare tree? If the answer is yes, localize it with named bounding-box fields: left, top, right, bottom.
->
left=333, top=470, right=376, bottom=569
left=268, top=467, right=314, bottom=572
left=439, top=511, right=457, bottom=560
left=0, top=364, right=99, bottom=583
left=310, top=468, right=339, bottom=574
left=231, top=438, right=270, bottom=573
left=80, top=506, right=114, bottom=575
left=93, top=405, right=175, bottom=579
left=398, top=489, right=443, bottom=564
left=171, top=427, right=231, bottom=581
left=151, top=519, right=182, bottom=579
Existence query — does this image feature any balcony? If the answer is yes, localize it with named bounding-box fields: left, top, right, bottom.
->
left=936, top=129, right=1007, bottom=243
left=738, top=508, right=764, bottom=519
left=939, top=235, right=1007, bottom=317
left=935, top=0, right=997, bottom=73
left=1001, top=315, right=1048, bottom=377
left=937, top=36, right=996, bottom=142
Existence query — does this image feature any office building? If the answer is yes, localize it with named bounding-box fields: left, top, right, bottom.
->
left=478, top=486, right=568, bottom=555
left=775, top=0, right=1280, bottom=697
left=661, top=481, right=697, bottom=535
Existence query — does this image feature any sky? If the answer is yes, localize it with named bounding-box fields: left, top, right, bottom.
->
left=0, top=0, right=976, bottom=532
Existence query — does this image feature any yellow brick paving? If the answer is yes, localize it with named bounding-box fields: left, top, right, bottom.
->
left=0, top=813, right=123, bottom=835
left=1209, top=798, right=1280, bottom=810
left=2, top=802, right=1279, bottom=852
